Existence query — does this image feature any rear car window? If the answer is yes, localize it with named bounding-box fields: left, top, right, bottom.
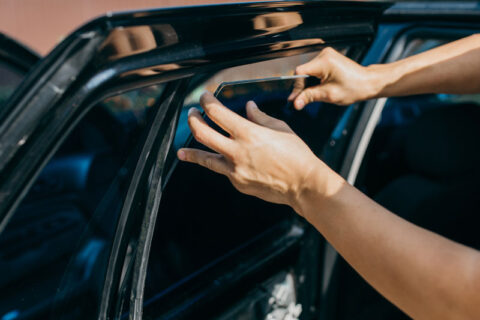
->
left=0, top=84, right=164, bottom=320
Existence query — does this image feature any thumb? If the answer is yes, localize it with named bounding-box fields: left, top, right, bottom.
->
left=246, top=101, right=291, bottom=132
left=293, top=86, right=325, bottom=110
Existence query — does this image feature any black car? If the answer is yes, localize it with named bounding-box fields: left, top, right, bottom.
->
left=0, top=1, right=479, bottom=319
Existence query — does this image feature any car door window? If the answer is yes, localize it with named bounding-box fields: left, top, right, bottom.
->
left=0, top=84, right=164, bottom=320
left=143, top=51, right=350, bottom=312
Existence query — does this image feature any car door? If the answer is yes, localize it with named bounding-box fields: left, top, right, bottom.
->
left=0, top=1, right=390, bottom=319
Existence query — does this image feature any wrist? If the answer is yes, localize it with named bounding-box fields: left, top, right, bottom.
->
left=365, top=62, right=404, bottom=99
left=292, top=159, right=346, bottom=221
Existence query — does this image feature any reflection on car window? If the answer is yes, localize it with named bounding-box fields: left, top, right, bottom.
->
left=0, top=84, right=164, bottom=320
left=144, top=51, right=348, bottom=312
left=0, top=60, right=24, bottom=108
left=173, top=52, right=318, bottom=151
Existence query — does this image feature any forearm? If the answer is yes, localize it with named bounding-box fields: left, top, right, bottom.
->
left=298, top=164, right=480, bottom=319
left=368, top=34, right=480, bottom=98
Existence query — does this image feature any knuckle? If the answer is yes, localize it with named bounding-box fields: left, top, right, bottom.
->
left=324, top=91, right=334, bottom=102
left=205, top=103, right=220, bottom=119
left=303, top=89, right=313, bottom=102
left=204, top=156, right=213, bottom=170
left=184, top=150, right=193, bottom=162
left=231, top=170, right=246, bottom=186
left=235, top=123, right=249, bottom=138
left=322, top=47, right=335, bottom=56
left=192, top=129, right=206, bottom=143
left=327, top=87, right=341, bottom=102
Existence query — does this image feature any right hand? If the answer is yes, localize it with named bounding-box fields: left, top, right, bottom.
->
left=288, top=47, right=379, bottom=108
left=177, top=92, right=338, bottom=215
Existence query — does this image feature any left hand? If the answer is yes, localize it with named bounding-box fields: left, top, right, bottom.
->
left=177, top=92, right=327, bottom=213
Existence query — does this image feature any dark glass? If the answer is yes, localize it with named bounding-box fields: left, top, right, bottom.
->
left=0, top=84, right=164, bottom=320
left=144, top=56, right=346, bottom=309
left=0, top=60, right=24, bottom=108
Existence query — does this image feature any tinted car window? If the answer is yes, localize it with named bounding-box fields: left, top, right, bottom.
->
left=0, top=84, right=164, bottom=320
left=144, top=52, right=348, bottom=308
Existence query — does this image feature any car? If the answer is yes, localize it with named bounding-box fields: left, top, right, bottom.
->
left=0, top=1, right=479, bottom=319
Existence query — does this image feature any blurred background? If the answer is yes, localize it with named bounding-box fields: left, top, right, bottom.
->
left=0, top=0, right=267, bottom=56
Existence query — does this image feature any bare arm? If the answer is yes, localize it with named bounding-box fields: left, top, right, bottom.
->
left=178, top=92, right=480, bottom=319
left=177, top=35, right=480, bottom=318
left=290, top=34, right=480, bottom=107
left=300, top=168, right=480, bottom=320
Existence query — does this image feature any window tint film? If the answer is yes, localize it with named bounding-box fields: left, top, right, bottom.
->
left=0, top=60, right=24, bottom=108
left=144, top=51, right=348, bottom=309
left=0, top=84, right=164, bottom=320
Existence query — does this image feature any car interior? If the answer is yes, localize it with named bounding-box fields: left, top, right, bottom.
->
left=0, top=85, right=165, bottom=320
left=334, top=36, right=480, bottom=319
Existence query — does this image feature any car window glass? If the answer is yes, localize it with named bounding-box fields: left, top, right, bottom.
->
left=144, top=50, right=349, bottom=308
left=0, top=84, right=164, bottom=320
left=173, top=52, right=318, bottom=151
left=0, top=60, right=24, bottom=108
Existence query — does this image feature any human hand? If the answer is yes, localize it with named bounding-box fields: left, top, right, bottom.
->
left=288, top=47, right=379, bottom=108
left=177, top=92, right=332, bottom=214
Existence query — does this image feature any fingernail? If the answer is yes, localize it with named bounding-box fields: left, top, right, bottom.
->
left=296, top=99, right=305, bottom=109
left=178, top=149, right=186, bottom=160
left=188, top=107, right=196, bottom=116
left=247, top=100, right=257, bottom=108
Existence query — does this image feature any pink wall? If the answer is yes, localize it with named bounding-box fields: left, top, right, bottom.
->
left=0, top=0, right=264, bottom=56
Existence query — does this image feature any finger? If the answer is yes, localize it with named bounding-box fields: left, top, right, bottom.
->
left=246, top=101, right=292, bottom=132
left=177, top=148, right=231, bottom=175
left=288, top=77, right=306, bottom=101
left=293, top=86, right=324, bottom=110
left=200, top=91, right=249, bottom=137
left=295, top=47, right=333, bottom=77
left=188, top=108, right=235, bottom=156
left=295, top=60, right=322, bottom=77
